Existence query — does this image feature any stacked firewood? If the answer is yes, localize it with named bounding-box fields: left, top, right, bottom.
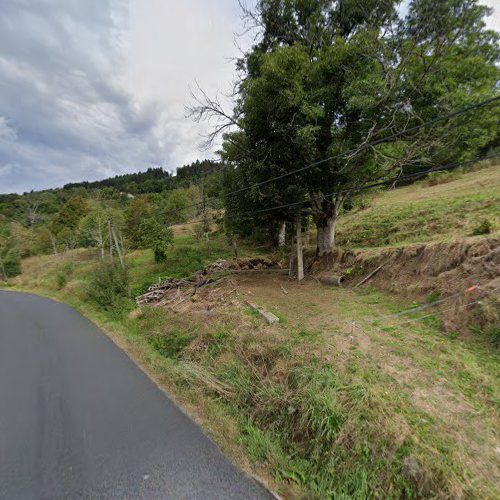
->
left=135, top=257, right=280, bottom=308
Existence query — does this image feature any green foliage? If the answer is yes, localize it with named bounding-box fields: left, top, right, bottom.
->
left=0, top=247, right=21, bottom=278
left=0, top=222, right=21, bottom=278
left=56, top=262, right=75, bottom=290
left=148, top=329, right=195, bottom=358
left=487, top=324, right=500, bottom=348
left=52, top=195, right=89, bottom=233
left=471, top=219, right=493, bottom=235
left=192, top=223, right=205, bottom=241
left=219, top=0, right=499, bottom=254
left=426, top=291, right=440, bottom=304
left=86, top=261, right=130, bottom=310
left=124, top=197, right=153, bottom=248
left=163, top=187, right=197, bottom=224
left=63, top=167, right=173, bottom=194
left=139, top=218, right=174, bottom=262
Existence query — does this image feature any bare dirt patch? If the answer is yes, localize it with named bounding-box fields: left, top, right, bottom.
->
left=312, top=237, right=500, bottom=333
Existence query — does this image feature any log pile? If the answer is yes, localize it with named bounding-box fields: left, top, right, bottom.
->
left=135, top=257, right=279, bottom=308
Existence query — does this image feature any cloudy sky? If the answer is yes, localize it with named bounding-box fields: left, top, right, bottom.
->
left=0, top=0, right=498, bottom=194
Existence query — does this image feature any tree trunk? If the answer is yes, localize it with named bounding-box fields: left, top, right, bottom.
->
left=316, top=216, right=337, bottom=257
left=278, top=221, right=286, bottom=247
left=296, top=215, right=304, bottom=281
left=313, top=196, right=343, bottom=257
left=50, top=235, right=58, bottom=255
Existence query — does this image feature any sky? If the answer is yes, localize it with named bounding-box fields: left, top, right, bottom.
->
left=0, top=0, right=498, bottom=194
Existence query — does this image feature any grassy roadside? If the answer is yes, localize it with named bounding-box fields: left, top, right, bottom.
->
left=3, top=231, right=499, bottom=498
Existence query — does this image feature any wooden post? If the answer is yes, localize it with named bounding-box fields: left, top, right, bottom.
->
left=296, top=214, right=304, bottom=281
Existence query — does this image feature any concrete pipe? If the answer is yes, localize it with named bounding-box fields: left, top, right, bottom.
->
left=319, top=275, right=346, bottom=287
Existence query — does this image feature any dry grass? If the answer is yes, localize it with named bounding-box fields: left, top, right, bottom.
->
left=333, top=162, right=500, bottom=248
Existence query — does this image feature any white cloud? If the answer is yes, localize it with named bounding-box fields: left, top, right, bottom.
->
left=481, top=0, right=500, bottom=30
left=0, top=0, right=254, bottom=193
left=0, top=117, right=17, bottom=142
left=0, top=0, right=496, bottom=193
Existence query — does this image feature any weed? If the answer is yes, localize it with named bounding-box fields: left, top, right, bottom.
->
left=471, top=219, right=493, bottom=236
left=241, top=419, right=273, bottom=462
left=207, top=327, right=231, bottom=356
left=86, top=261, right=130, bottom=310
left=426, top=291, right=440, bottom=303
left=148, top=328, right=195, bottom=358
left=486, top=324, right=500, bottom=348
left=295, top=328, right=321, bottom=341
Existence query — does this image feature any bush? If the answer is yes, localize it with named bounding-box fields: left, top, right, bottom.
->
left=139, top=219, right=174, bottom=262
left=192, top=223, right=205, bottom=241
left=148, top=329, right=195, bottom=358
left=423, top=170, right=461, bottom=187
left=55, top=262, right=74, bottom=290
left=0, top=248, right=21, bottom=278
left=471, top=219, right=492, bottom=236
left=86, top=262, right=130, bottom=309
left=486, top=324, right=500, bottom=348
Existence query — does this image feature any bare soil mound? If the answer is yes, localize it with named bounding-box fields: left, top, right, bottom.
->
left=312, top=237, right=500, bottom=332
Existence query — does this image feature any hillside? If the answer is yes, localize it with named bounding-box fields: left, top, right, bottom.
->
left=335, top=161, right=500, bottom=248
left=3, top=163, right=499, bottom=499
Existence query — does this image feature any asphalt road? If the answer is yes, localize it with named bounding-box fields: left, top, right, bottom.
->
left=0, top=290, right=271, bottom=500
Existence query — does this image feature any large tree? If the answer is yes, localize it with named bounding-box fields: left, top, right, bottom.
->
left=193, top=0, right=499, bottom=255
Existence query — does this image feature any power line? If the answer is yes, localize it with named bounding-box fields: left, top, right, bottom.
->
left=171, top=152, right=500, bottom=226
left=165, top=96, right=500, bottom=219
left=217, top=96, right=500, bottom=200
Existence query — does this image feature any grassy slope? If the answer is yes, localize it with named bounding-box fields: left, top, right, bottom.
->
left=3, top=164, right=500, bottom=498
left=335, top=161, right=500, bottom=248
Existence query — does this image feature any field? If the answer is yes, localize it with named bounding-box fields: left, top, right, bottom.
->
left=3, top=163, right=500, bottom=498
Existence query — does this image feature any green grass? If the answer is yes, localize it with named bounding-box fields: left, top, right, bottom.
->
left=335, top=162, right=500, bottom=248
left=128, top=233, right=261, bottom=297
left=3, top=202, right=500, bottom=498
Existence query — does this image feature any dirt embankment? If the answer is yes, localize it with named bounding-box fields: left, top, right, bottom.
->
left=312, top=237, right=500, bottom=332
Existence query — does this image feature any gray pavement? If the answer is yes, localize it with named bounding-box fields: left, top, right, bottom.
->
left=0, top=290, right=271, bottom=499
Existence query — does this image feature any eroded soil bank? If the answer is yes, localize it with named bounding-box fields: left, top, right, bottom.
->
left=312, top=237, right=500, bottom=332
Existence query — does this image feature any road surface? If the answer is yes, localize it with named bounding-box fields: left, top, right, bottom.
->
left=0, top=290, right=271, bottom=499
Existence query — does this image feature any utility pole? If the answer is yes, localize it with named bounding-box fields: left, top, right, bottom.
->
left=296, top=213, right=304, bottom=281
left=201, top=173, right=210, bottom=243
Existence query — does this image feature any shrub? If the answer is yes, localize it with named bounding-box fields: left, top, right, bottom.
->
left=471, top=219, right=492, bottom=236
left=139, top=219, right=174, bottom=262
left=86, top=261, right=130, bottom=309
left=0, top=248, right=21, bottom=278
left=486, top=324, right=500, bottom=348
left=148, top=328, right=195, bottom=358
left=192, top=223, right=205, bottom=241
left=55, top=262, right=74, bottom=289
left=423, top=170, right=460, bottom=187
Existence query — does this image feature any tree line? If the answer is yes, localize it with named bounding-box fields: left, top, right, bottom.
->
left=0, top=160, right=223, bottom=278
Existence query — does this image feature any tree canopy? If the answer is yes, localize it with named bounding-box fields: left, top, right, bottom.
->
left=208, top=0, right=500, bottom=254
